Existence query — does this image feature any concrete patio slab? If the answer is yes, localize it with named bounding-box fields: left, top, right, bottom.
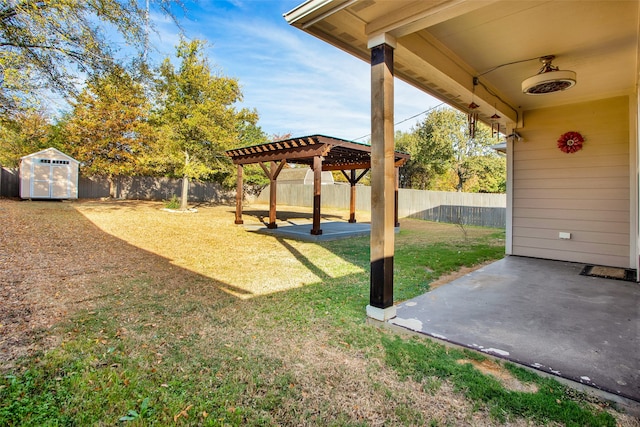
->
left=389, top=256, right=640, bottom=404
left=245, top=220, right=372, bottom=242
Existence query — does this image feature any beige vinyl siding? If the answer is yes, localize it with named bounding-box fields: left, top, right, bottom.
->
left=512, top=96, right=630, bottom=267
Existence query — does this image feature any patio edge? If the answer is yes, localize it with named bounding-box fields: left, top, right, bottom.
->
left=367, top=318, right=640, bottom=418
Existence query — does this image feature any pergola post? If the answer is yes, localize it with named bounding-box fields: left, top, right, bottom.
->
left=367, top=35, right=397, bottom=321
left=341, top=168, right=369, bottom=224
left=311, top=156, right=323, bottom=235
left=349, top=169, right=357, bottom=223
left=268, top=161, right=278, bottom=229
left=395, top=167, right=400, bottom=228
left=235, top=164, right=244, bottom=224
left=258, top=160, right=286, bottom=229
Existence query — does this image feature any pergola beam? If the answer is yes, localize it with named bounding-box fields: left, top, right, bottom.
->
left=231, top=144, right=331, bottom=165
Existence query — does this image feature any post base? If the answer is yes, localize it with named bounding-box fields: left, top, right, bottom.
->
left=366, top=304, right=397, bottom=321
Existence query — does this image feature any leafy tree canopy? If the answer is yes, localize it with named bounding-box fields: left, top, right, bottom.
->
left=152, top=38, right=259, bottom=208
left=63, top=66, right=156, bottom=182
left=0, top=109, right=56, bottom=167
left=398, top=107, right=505, bottom=193
left=0, top=0, right=179, bottom=115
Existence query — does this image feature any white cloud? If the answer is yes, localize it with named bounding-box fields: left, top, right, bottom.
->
left=149, top=1, right=441, bottom=141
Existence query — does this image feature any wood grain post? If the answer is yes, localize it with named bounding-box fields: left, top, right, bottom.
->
left=349, top=169, right=357, bottom=223
left=268, top=161, right=278, bottom=229
left=235, top=164, right=244, bottom=224
left=395, top=167, right=400, bottom=227
left=368, top=37, right=397, bottom=319
left=311, top=156, right=323, bottom=235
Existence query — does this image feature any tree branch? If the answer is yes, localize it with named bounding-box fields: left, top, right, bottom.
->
left=0, top=1, right=48, bottom=25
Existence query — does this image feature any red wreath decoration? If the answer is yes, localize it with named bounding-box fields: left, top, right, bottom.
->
left=557, top=131, right=584, bottom=154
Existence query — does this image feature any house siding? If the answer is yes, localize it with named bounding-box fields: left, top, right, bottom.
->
left=512, top=96, right=630, bottom=268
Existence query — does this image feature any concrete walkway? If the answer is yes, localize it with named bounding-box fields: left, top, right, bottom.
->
left=389, top=256, right=640, bottom=403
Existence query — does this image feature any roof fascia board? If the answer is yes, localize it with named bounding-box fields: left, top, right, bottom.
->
left=283, top=0, right=354, bottom=26
left=366, top=0, right=498, bottom=39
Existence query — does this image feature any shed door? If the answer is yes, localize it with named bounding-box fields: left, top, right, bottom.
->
left=31, top=159, right=51, bottom=198
left=30, top=158, right=72, bottom=198
left=51, top=161, right=71, bottom=198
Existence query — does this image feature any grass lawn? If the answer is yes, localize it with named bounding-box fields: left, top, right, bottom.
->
left=0, top=199, right=633, bottom=426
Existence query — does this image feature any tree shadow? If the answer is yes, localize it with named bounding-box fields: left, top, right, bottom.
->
left=0, top=200, right=253, bottom=368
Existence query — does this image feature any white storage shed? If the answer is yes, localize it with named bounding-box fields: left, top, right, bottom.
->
left=20, top=148, right=79, bottom=199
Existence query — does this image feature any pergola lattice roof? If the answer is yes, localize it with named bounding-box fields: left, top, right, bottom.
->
left=225, top=134, right=409, bottom=170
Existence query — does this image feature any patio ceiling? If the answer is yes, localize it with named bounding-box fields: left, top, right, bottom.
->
left=285, top=0, right=640, bottom=130
left=225, top=134, right=409, bottom=171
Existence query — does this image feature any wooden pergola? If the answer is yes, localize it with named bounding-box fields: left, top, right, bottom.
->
left=226, top=134, right=409, bottom=235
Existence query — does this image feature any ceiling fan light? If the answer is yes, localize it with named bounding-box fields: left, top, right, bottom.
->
left=522, top=69, right=576, bottom=95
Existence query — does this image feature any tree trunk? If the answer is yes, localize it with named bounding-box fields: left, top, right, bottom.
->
left=108, top=176, right=115, bottom=198
left=181, top=151, right=189, bottom=210
left=181, top=175, right=189, bottom=210
left=108, top=175, right=120, bottom=198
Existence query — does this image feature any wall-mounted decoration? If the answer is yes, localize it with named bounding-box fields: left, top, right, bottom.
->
left=557, top=131, right=584, bottom=154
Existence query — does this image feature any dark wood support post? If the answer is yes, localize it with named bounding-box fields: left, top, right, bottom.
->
left=395, top=167, right=400, bottom=227
left=349, top=169, right=357, bottom=223
left=268, top=161, right=278, bottom=229
left=342, top=168, right=369, bottom=224
left=235, top=164, right=244, bottom=224
left=367, top=35, right=397, bottom=321
left=311, top=156, right=323, bottom=235
left=259, top=160, right=286, bottom=229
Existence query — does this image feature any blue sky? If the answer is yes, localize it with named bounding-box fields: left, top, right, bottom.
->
left=147, top=0, right=441, bottom=142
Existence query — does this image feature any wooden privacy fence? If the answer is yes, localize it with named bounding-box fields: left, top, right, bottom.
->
left=256, top=183, right=506, bottom=228
left=0, top=169, right=233, bottom=204
left=102, top=176, right=235, bottom=203
left=0, top=167, right=19, bottom=197
left=1, top=168, right=505, bottom=227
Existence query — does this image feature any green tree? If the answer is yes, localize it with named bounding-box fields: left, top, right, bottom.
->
left=0, top=109, right=55, bottom=167
left=406, top=107, right=503, bottom=192
left=0, top=0, right=179, bottom=114
left=153, top=38, right=258, bottom=209
left=63, top=66, right=155, bottom=196
left=395, top=129, right=447, bottom=190
left=464, top=155, right=506, bottom=193
left=234, top=128, right=284, bottom=197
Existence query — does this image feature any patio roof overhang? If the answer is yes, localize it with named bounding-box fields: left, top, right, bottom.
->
left=284, top=0, right=640, bottom=321
left=225, top=134, right=409, bottom=170
left=284, top=1, right=639, bottom=132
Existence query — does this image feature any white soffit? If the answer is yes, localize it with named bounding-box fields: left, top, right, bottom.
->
left=286, top=0, right=639, bottom=117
